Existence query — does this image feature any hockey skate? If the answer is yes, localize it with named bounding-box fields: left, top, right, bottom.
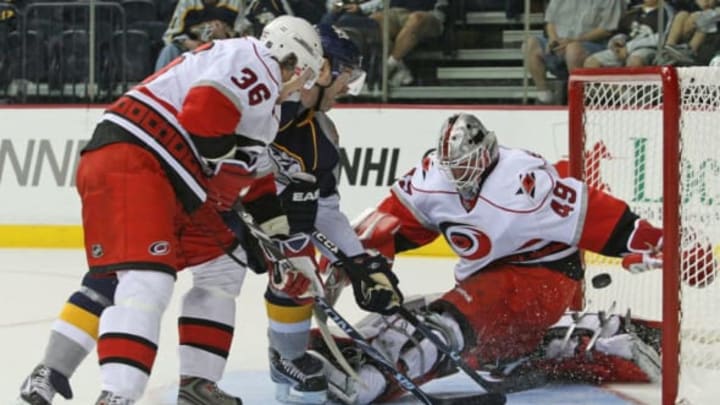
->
left=269, top=348, right=328, bottom=404
left=18, top=364, right=72, bottom=405
left=95, top=390, right=135, bottom=405
left=178, top=377, right=242, bottom=405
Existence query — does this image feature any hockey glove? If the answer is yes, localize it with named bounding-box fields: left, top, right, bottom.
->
left=621, top=252, right=662, bottom=274
left=621, top=219, right=663, bottom=274
left=279, top=172, right=319, bottom=234
left=269, top=233, right=318, bottom=302
left=344, top=251, right=403, bottom=315
left=622, top=241, right=717, bottom=287
left=207, top=159, right=255, bottom=211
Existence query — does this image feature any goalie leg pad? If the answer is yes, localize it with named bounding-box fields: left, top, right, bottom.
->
left=530, top=311, right=662, bottom=383
left=308, top=300, right=466, bottom=404
left=435, top=265, right=578, bottom=362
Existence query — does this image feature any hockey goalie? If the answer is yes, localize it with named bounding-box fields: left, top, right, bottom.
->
left=310, top=112, right=717, bottom=404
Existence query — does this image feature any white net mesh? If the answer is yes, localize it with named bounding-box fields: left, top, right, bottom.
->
left=575, top=67, right=720, bottom=405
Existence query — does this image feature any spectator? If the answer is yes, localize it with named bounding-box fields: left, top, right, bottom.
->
left=0, top=1, right=18, bottom=88
left=320, top=0, right=381, bottom=89
left=661, top=0, right=719, bottom=64
left=243, top=0, right=328, bottom=36
left=359, top=0, right=448, bottom=86
left=241, top=0, right=285, bottom=35
left=321, top=0, right=378, bottom=30
left=506, top=0, right=524, bottom=20
left=243, top=0, right=380, bottom=89
left=286, top=0, right=327, bottom=25
left=522, top=0, right=625, bottom=104
left=585, top=0, right=673, bottom=68
left=155, top=0, right=243, bottom=71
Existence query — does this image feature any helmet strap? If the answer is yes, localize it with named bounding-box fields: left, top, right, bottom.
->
left=313, top=86, right=326, bottom=111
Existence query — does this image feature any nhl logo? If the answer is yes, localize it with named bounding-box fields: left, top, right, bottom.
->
left=91, top=244, right=104, bottom=258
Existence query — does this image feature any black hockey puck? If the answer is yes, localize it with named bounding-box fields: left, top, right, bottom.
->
left=591, top=273, right=612, bottom=289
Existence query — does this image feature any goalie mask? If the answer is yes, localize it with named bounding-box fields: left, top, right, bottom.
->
left=316, top=24, right=366, bottom=95
left=261, top=15, right=324, bottom=89
left=437, top=113, right=499, bottom=193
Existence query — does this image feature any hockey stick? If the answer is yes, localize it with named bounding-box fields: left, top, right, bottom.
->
left=232, top=208, right=505, bottom=405
left=218, top=209, right=363, bottom=387
left=309, top=229, right=553, bottom=395
left=309, top=231, right=505, bottom=392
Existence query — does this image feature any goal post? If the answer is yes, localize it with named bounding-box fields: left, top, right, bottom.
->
left=568, top=66, right=720, bottom=405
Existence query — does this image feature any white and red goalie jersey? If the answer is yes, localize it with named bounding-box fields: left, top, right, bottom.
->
left=378, top=147, right=649, bottom=281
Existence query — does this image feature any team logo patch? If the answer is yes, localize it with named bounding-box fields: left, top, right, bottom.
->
left=516, top=172, right=536, bottom=198
left=441, top=223, right=492, bottom=260
left=91, top=244, right=104, bottom=258
left=149, top=241, right=171, bottom=256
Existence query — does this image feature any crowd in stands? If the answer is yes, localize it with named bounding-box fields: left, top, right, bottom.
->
left=1, top=0, right=720, bottom=104
left=524, top=0, right=720, bottom=104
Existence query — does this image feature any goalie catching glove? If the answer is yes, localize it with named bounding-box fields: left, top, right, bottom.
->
left=621, top=252, right=662, bottom=274
left=620, top=219, right=717, bottom=287
left=621, top=219, right=663, bottom=274
left=342, top=251, right=403, bottom=315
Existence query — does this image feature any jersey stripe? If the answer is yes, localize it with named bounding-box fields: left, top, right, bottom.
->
left=179, top=83, right=243, bottom=137
left=252, top=41, right=280, bottom=88
left=102, top=113, right=207, bottom=201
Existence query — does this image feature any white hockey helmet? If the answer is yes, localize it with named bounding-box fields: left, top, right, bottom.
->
left=260, top=16, right=324, bottom=89
left=437, top=113, right=499, bottom=193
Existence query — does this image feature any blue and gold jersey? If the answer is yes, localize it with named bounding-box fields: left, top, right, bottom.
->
left=271, top=102, right=341, bottom=199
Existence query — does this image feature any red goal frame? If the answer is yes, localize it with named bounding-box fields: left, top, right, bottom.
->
left=567, top=66, right=681, bottom=405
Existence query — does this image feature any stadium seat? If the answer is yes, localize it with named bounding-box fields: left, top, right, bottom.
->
left=111, top=29, right=153, bottom=86
left=55, top=29, right=90, bottom=83
left=122, top=0, right=158, bottom=23
left=8, top=29, right=49, bottom=83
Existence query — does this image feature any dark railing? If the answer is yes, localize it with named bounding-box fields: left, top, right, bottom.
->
left=0, top=0, right=549, bottom=104
left=0, top=0, right=168, bottom=103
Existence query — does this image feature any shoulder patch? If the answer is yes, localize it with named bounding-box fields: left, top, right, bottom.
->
left=515, top=171, right=537, bottom=198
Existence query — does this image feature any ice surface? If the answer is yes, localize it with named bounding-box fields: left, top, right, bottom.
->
left=0, top=249, right=658, bottom=404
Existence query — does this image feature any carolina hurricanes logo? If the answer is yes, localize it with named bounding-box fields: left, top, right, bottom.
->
left=516, top=172, right=536, bottom=197
left=441, top=223, right=492, bottom=260
left=149, top=241, right=171, bottom=256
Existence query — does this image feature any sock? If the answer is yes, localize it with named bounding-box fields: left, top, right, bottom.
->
left=388, top=55, right=400, bottom=67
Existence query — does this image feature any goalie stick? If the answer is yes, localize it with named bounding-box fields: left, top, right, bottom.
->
left=309, top=230, right=549, bottom=395
left=229, top=207, right=506, bottom=405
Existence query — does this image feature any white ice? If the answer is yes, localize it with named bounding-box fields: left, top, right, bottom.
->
left=0, top=249, right=659, bottom=404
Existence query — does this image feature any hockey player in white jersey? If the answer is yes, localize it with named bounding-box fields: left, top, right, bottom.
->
left=17, top=16, right=325, bottom=405
left=309, top=112, right=716, bottom=403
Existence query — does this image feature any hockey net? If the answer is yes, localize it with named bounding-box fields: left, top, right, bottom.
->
left=568, top=66, right=720, bottom=405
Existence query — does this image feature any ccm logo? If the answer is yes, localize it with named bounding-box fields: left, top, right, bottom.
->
left=148, top=241, right=171, bottom=256
left=292, top=190, right=318, bottom=202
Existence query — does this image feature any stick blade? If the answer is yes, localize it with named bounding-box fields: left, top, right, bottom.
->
left=434, top=392, right=506, bottom=405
